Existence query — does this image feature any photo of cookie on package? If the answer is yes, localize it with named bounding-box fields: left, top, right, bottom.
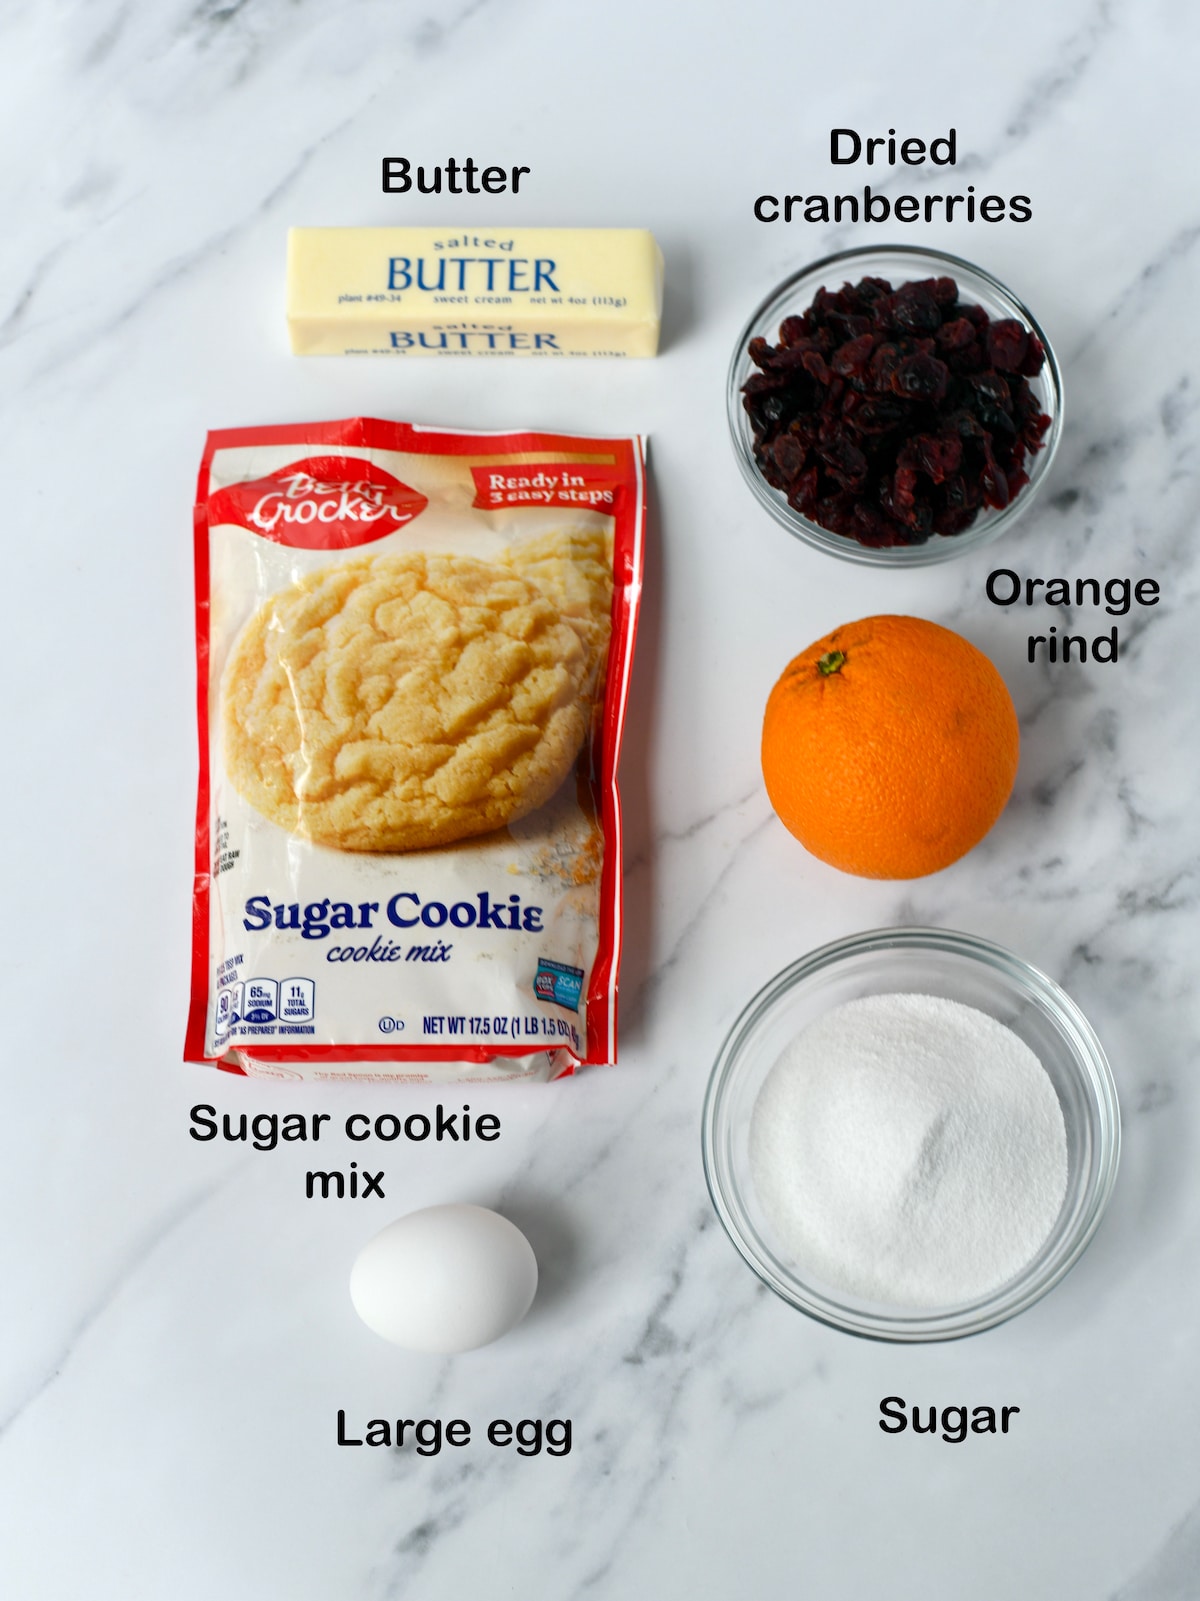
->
left=186, top=417, right=646, bottom=1083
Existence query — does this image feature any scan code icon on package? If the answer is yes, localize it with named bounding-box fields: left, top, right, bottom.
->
left=534, top=959, right=584, bottom=1011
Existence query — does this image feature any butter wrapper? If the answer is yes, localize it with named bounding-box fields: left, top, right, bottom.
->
left=287, top=227, right=663, bottom=357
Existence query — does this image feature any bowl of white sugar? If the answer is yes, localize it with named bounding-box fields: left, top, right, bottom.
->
left=702, top=928, right=1120, bottom=1341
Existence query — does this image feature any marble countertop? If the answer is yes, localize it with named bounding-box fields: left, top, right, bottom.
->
left=3, top=1, right=1199, bottom=1596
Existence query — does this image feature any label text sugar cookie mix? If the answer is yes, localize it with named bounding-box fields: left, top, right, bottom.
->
left=186, top=417, right=646, bottom=1082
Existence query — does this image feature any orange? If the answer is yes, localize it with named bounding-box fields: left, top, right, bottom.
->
left=761, top=615, right=1019, bottom=879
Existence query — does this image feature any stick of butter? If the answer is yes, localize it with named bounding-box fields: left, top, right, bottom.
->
left=287, top=227, right=663, bottom=357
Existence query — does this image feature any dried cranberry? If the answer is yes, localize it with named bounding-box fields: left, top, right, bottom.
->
left=786, top=464, right=821, bottom=515
left=910, top=432, right=963, bottom=483
left=742, top=273, right=1052, bottom=548
left=890, top=284, right=942, bottom=335
left=771, top=434, right=807, bottom=477
left=936, top=317, right=977, bottom=353
left=855, top=398, right=908, bottom=435
left=970, top=372, right=1011, bottom=408
left=1023, top=410, right=1052, bottom=446
left=891, top=353, right=950, bottom=402
left=832, top=332, right=877, bottom=379
left=819, top=435, right=869, bottom=489
left=802, top=349, right=832, bottom=385
left=1020, top=332, right=1047, bottom=378
left=985, top=319, right=1029, bottom=373
left=742, top=372, right=784, bottom=399
left=978, top=404, right=1017, bottom=440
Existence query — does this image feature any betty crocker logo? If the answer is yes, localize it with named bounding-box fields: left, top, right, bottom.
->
left=207, top=455, right=428, bottom=550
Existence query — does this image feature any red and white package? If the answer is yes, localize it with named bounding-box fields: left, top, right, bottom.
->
left=185, top=418, right=645, bottom=1082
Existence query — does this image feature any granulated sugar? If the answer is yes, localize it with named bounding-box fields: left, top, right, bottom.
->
left=749, top=993, right=1068, bottom=1307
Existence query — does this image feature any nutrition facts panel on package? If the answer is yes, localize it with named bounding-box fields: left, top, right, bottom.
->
left=215, top=977, right=317, bottom=1036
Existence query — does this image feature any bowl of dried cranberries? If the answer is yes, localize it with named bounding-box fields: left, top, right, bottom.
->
left=728, top=246, right=1063, bottom=565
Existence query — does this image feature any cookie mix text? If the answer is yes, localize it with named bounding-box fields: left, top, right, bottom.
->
left=242, top=891, right=545, bottom=938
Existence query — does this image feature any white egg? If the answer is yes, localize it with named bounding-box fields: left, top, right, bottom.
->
left=349, top=1204, right=538, bottom=1354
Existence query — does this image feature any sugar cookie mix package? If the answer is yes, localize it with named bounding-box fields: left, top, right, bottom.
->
left=186, top=417, right=646, bottom=1082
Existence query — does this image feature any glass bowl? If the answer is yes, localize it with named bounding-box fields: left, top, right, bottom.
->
left=702, top=928, right=1119, bottom=1341
left=726, top=245, right=1064, bottom=567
